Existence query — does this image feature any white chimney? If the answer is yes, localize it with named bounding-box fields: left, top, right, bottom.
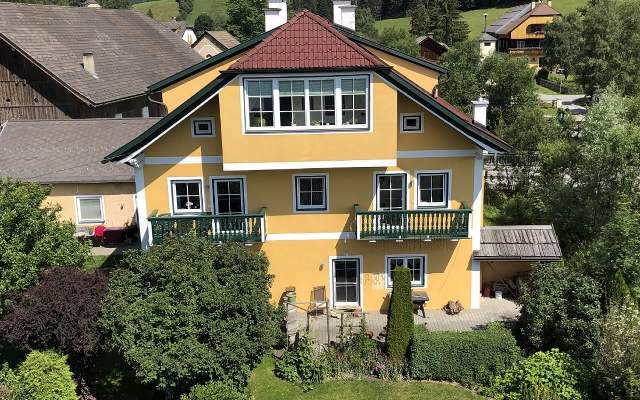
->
left=82, top=52, right=96, bottom=77
left=471, top=97, right=489, bottom=126
left=265, top=0, right=287, bottom=31
left=531, top=1, right=536, bottom=9
left=333, top=0, right=356, bottom=30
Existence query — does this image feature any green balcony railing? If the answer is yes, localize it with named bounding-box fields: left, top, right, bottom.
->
left=148, top=208, right=266, bottom=245
left=354, top=204, right=471, bottom=240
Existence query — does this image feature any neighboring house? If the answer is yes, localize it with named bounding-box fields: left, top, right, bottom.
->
left=84, top=0, right=101, bottom=8
left=0, top=118, right=159, bottom=228
left=164, top=19, right=198, bottom=45
left=192, top=31, right=241, bottom=59
left=415, top=35, right=448, bottom=63
left=484, top=1, right=560, bottom=68
left=477, top=32, right=497, bottom=60
left=0, top=3, right=203, bottom=123
left=102, top=4, right=560, bottom=312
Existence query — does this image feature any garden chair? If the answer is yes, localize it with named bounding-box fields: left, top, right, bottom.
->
left=307, top=286, right=327, bottom=315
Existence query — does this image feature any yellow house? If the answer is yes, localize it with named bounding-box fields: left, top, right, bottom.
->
left=485, top=1, right=560, bottom=68
left=0, top=118, right=159, bottom=229
left=104, top=7, right=514, bottom=312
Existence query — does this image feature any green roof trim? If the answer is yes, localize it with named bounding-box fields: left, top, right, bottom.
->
left=335, top=28, right=448, bottom=75
left=377, top=69, right=511, bottom=153
left=104, top=73, right=237, bottom=162
left=147, top=30, right=274, bottom=92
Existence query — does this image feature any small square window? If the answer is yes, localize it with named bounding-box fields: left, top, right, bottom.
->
left=191, top=118, right=214, bottom=136
left=295, top=175, right=327, bottom=211
left=401, top=113, right=423, bottom=133
left=171, top=180, right=203, bottom=213
left=76, top=196, right=104, bottom=224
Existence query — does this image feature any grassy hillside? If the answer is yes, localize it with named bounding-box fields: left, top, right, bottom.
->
left=133, top=0, right=227, bottom=26
left=374, top=0, right=588, bottom=40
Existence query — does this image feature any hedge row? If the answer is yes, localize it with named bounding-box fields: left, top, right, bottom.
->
left=408, top=323, right=521, bottom=387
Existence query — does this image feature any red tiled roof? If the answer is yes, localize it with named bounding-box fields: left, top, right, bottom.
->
left=228, top=11, right=387, bottom=71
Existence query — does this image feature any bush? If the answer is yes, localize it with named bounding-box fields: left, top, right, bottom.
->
left=0, top=268, right=108, bottom=366
left=181, top=381, right=250, bottom=400
left=275, top=334, right=325, bottom=390
left=0, top=350, right=78, bottom=400
left=592, top=304, right=640, bottom=399
left=0, top=180, right=89, bottom=313
left=518, top=263, right=601, bottom=361
left=100, top=237, right=279, bottom=394
left=491, top=349, right=582, bottom=400
left=409, top=323, right=521, bottom=387
left=536, top=68, right=550, bottom=81
left=385, top=266, right=414, bottom=361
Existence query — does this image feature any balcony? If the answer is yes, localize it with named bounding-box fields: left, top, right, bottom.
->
left=354, top=205, right=471, bottom=240
left=148, top=208, right=266, bottom=245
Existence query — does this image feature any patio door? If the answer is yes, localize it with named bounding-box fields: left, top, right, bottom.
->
left=332, top=258, right=361, bottom=308
left=376, top=173, right=407, bottom=229
left=211, top=177, right=246, bottom=234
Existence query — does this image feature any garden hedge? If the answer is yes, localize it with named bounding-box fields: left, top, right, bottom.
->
left=385, top=266, right=414, bottom=361
left=408, top=323, right=521, bottom=387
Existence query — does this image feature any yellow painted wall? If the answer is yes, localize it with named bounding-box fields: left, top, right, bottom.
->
left=46, top=182, right=136, bottom=227
left=510, top=15, right=556, bottom=40
left=364, top=46, right=440, bottom=93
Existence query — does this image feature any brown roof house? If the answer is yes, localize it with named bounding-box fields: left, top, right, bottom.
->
left=192, top=31, right=240, bottom=58
left=0, top=118, right=159, bottom=228
left=415, top=34, right=448, bottom=62
left=0, top=2, right=203, bottom=123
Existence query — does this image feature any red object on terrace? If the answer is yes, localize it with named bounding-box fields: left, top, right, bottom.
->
left=228, top=10, right=387, bottom=71
left=93, top=225, right=106, bottom=238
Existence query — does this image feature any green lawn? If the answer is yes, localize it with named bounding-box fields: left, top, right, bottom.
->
left=133, top=0, right=178, bottom=21
left=374, top=0, right=588, bottom=40
left=83, top=254, right=125, bottom=272
left=249, top=357, right=484, bottom=400
left=535, top=83, right=560, bottom=95
left=133, top=0, right=227, bottom=25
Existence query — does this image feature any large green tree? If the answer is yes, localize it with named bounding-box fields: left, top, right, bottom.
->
left=356, top=7, right=379, bottom=39
left=421, top=0, right=469, bottom=46
left=225, top=0, right=264, bottom=42
left=194, top=14, right=215, bottom=37
left=408, top=0, right=430, bottom=37
left=100, top=236, right=279, bottom=396
left=378, top=26, right=420, bottom=56
left=438, top=40, right=483, bottom=114
left=0, top=180, right=89, bottom=314
left=542, top=13, right=582, bottom=79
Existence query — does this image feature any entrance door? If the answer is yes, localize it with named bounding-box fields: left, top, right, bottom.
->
left=332, top=258, right=361, bottom=308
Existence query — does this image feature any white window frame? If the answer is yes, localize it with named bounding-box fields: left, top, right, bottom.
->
left=329, top=255, right=364, bottom=308
left=292, top=173, right=329, bottom=212
left=209, top=176, right=248, bottom=215
left=400, top=112, right=424, bottom=133
left=75, top=195, right=105, bottom=224
left=191, top=117, right=215, bottom=137
left=414, top=170, right=451, bottom=209
left=373, top=171, right=409, bottom=211
left=168, top=178, right=205, bottom=215
left=241, top=73, right=372, bottom=134
left=385, top=254, right=427, bottom=288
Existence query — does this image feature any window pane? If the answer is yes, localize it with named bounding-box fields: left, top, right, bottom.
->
left=261, top=97, right=273, bottom=112
left=292, top=97, right=304, bottom=111
left=247, top=81, right=260, bottom=96
left=188, top=195, right=201, bottom=210
left=79, top=198, right=102, bottom=221
left=300, top=192, right=312, bottom=205
left=260, top=80, right=272, bottom=94
left=390, top=176, right=404, bottom=189
left=310, top=111, right=322, bottom=125
left=323, top=111, right=335, bottom=125
left=355, top=110, right=366, bottom=124
left=229, top=181, right=241, bottom=194
left=432, top=189, right=444, bottom=202
left=176, top=196, right=189, bottom=210
left=354, top=94, right=366, bottom=109
left=175, top=182, right=187, bottom=195
left=279, top=80, right=291, bottom=94
left=321, top=80, right=334, bottom=93
left=311, top=192, right=323, bottom=205
left=280, top=97, right=292, bottom=111
left=230, top=197, right=242, bottom=213
left=280, top=113, right=292, bottom=126
left=299, top=178, right=311, bottom=191
left=342, top=110, right=354, bottom=124
left=354, top=78, right=366, bottom=93
left=293, top=112, right=305, bottom=126
left=248, top=98, right=260, bottom=112
left=309, top=80, right=322, bottom=95
left=432, top=175, right=444, bottom=189
left=262, top=112, right=273, bottom=126
left=217, top=181, right=229, bottom=194
left=311, top=178, right=323, bottom=191
left=324, top=96, right=335, bottom=109
left=342, top=78, right=353, bottom=93
left=187, top=182, right=200, bottom=195
left=342, top=95, right=353, bottom=109
left=310, top=96, right=322, bottom=110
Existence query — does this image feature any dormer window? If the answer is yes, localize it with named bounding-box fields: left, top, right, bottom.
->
left=242, top=75, right=370, bottom=132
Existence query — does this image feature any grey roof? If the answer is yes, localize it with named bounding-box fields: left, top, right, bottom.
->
left=0, top=3, right=203, bottom=105
left=0, top=118, right=159, bottom=183
left=478, top=32, right=497, bottom=42
left=476, top=225, right=562, bottom=261
left=487, top=3, right=559, bottom=36
left=206, top=31, right=240, bottom=50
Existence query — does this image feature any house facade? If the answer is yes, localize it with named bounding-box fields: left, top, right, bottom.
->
left=484, top=1, right=560, bottom=68
left=192, top=31, right=240, bottom=59
left=104, top=7, right=512, bottom=311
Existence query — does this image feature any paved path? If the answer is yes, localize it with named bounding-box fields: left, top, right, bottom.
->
left=90, top=244, right=139, bottom=256
left=537, top=94, right=584, bottom=103
left=288, top=298, right=520, bottom=344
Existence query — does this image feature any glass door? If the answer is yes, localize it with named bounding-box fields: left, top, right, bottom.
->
left=332, top=258, right=361, bottom=308
left=211, top=178, right=246, bottom=234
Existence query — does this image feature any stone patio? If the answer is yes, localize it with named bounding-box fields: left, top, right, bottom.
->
left=286, top=298, right=520, bottom=345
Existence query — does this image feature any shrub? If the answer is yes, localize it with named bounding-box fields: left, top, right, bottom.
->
left=518, top=263, right=601, bottom=360
left=0, top=180, right=89, bottom=313
left=385, top=266, right=413, bottom=361
left=100, top=237, right=279, bottom=394
left=275, top=334, right=326, bottom=390
left=0, top=268, right=108, bottom=366
left=592, top=304, right=640, bottom=399
left=181, top=381, right=250, bottom=400
left=0, top=350, right=78, bottom=400
left=409, top=323, right=521, bottom=387
left=491, top=349, right=582, bottom=400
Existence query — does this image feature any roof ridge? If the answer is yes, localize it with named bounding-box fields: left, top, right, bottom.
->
left=3, top=117, right=162, bottom=124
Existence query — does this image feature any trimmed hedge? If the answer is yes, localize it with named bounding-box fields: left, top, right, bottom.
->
left=385, top=266, right=414, bottom=361
left=409, top=323, right=521, bottom=387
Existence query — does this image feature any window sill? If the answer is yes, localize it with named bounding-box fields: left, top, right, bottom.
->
left=243, top=126, right=370, bottom=135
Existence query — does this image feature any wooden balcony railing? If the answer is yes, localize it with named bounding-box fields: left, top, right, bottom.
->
left=354, top=204, right=471, bottom=240
left=148, top=208, right=266, bottom=245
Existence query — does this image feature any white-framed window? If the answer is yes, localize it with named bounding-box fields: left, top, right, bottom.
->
left=191, top=118, right=215, bottom=137
left=331, top=256, right=362, bottom=307
left=170, top=179, right=203, bottom=214
left=211, top=177, right=246, bottom=215
left=75, top=195, right=105, bottom=224
left=242, top=75, right=370, bottom=132
left=294, top=174, right=328, bottom=212
left=400, top=113, right=423, bottom=133
left=415, top=171, right=450, bottom=208
left=385, top=255, right=427, bottom=288
left=375, top=172, right=407, bottom=210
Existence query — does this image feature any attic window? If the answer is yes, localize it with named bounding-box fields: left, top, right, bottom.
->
left=243, top=75, right=370, bottom=132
